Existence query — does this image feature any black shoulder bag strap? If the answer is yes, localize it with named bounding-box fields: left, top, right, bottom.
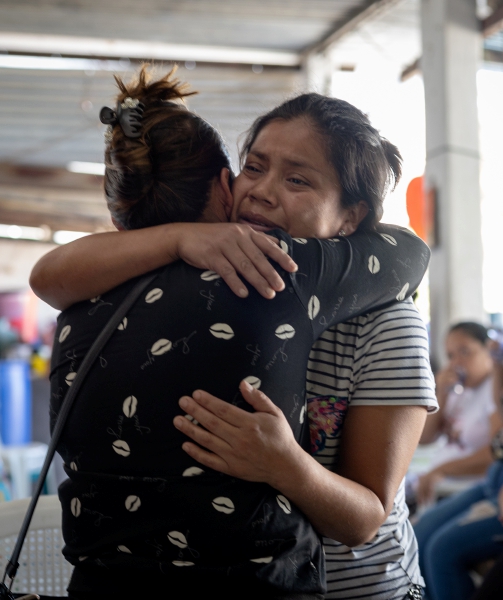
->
left=0, top=272, right=158, bottom=598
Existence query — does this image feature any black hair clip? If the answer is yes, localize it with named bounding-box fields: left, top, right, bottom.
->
left=99, top=97, right=145, bottom=140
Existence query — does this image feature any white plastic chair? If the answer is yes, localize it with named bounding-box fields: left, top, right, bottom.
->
left=0, top=495, right=71, bottom=596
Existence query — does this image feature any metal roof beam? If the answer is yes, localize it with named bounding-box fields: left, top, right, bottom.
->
left=0, top=32, right=300, bottom=67
left=301, top=0, right=401, bottom=57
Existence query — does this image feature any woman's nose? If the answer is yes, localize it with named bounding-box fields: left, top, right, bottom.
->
left=248, top=175, right=278, bottom=207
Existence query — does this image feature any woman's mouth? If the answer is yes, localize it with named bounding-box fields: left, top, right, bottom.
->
left=238, top=212, right=281, bottom=232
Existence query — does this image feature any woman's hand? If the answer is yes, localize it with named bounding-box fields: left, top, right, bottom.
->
left=173, top=380, right=301, bottom=487
left=175, top=223, right=297, bottom=300
left=416, top=469, right=443, bottom=506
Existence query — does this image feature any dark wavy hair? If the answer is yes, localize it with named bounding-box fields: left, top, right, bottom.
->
left=449, top=322, right=489, bottom=345
left=240, top=93, right=402, bottom=230
left=104, top=66, right=232, bottom=230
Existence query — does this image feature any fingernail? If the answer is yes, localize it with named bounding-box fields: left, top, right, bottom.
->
left=266, top=288, right=275, bottom=298
left=243, top=380, right=252, bottom=391
left=193, top=390, right=201, bottom=400
left=239, top=288, right=248, bottom=297
left=179, top=397, right=189, bottom=409
left=173, top=416, right=183, bottom=428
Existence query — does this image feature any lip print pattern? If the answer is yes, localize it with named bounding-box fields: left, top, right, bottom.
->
left=275, top=324, right=295, bottom=340
left=308, top=295, right=320, bottom=320
left=151, top=339, right=172, bottom=355
left=117, top=317, right=128, bottom=331
left=380, top=233, right=397, bottom=246
left=368, top=255, right=380, bottom=274
left=276, top=495, right=292, bottom=514
left=172, top=560, right=195, bottom=567
left=71, top=497, right=81, bottom=517
left=299, top=404, right=306, bottom=424
left=65, top=372, right=77, bottom=386
left=396, top=282, right=410, bottom=301
left=250, top=556, right=274, bottom=564
left=123, top=395, right=138, bottom=418
left=168, top=531, right=188, bottom=548
left=125, top=495, right=141, bottom=512
left=145, top=288, right=163, bottom=304
left=117, top=545, right=132, bottom=554
left=78, top=556, right=88, bottom=562
left=209, top=323, right=234, bottom=340
left=293, top=237, right=307, bottom=244
left=184, top=414, right=199, bottom=426
left=200, top=270, right=221, bottom=282
left=112, top=440, right=131, bottom=457
left=182, top=466, right=204, bottom=477
left=243, top=375, right=261, bottom=389
left=279, top=240, right=289, bottom=254
left=59, top=325, right=71, bottom=343
left=70, top=461, right=78, bottom=471
left=212, top=496, right=235, bottom=514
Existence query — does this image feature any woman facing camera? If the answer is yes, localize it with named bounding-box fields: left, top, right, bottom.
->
left=32, top=68, right=435, bottom=599
left=415, top=322, right=501, bottom=505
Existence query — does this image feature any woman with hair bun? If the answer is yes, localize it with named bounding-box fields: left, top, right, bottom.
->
left=32, top=67, right=435, bottom=599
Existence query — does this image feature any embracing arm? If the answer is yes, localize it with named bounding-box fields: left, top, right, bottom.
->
left=175, top=383, right=426, bottom=546
left=30, top=222, right=297, bottom=310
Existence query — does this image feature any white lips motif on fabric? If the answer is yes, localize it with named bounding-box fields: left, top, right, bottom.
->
left=308, top=295, right=320, bottom=320
left=279, top=240, right=289, bottom=254
left=125, top=495, right=141, bottom=512
left=70, top=461, right=78, bottom=471
left=368, top=255, right=380, bottom=274
left=112, top=440, right=131, bottom=457
left=243, top=376, right=261, bottom=389
left=167, top=531, right=188, bottom=548
left=151, top=338, right=172, bottom=355
left=293, top=237, right=307, bottom=244
left=145, top=288, right=163, bottom=303
left=275, top=324, right=295, bottom=340
left=299, top=405, right=306, bottom=424
left=209, top=323, right=234, bottom=340
left=117, top=317, right=128, bottom=330
left=59, top=325, right=71, bottom=343
left=212, top=496, right=235, bottom=514
left=250, top=556, right=274, bottom=564
left=70, top=497, right=81, bottom=517
left=172, top=560, right=195, bottom=567
left=380, top=233, right=397, bottom=246
left=123, top=395, right=138, bottom=418
left=65, top=372, right=77, bottom=386
left=396, top=282, right=410, bottom=301
left=276, top=494, right=292, bottom=514
left=117, top=545, right=132, bottom=554
left=200, top=270, right=221, bottom=281
left=182, top=466, right=204, bottom=477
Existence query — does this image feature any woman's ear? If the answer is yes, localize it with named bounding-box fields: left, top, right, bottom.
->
left=219, top=168, right=234, bottom=219
left=112, top=217, right=125, bottom=231
left=341, top=201, right=369, bottom=235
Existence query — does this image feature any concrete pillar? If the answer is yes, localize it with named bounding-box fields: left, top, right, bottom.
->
left=421, top=0, right=485, bottom=367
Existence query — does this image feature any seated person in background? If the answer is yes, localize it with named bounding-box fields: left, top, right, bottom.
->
left=414, top=358, right=503, bottom=600
left=414, top=322, right=501, bottom=505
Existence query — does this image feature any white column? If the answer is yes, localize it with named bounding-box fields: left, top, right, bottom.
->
left=421, top=0, right=485, bottom=366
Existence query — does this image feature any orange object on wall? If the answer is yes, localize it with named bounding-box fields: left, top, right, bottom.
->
left=406, top=175, right=436, bottom=246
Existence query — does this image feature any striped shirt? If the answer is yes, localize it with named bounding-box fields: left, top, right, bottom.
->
left=306, top=299, right=437, bottom=599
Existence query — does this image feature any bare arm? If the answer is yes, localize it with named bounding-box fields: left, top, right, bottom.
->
left=30, top=222, right=297, bottom=310
left=417, top=410, right=503, bottom=504
left=174, top=382, right=426, bottom=547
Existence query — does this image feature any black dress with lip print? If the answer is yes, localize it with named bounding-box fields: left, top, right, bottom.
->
left=50, top=224, right=430, bottom=598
